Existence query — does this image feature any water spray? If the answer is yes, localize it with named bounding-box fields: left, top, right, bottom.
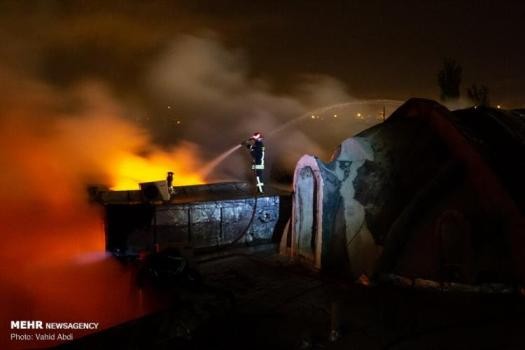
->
left=199, top=99, right=404, bottom=179
left=267, top=99, right=402, bottom=137
left=200, top=144, right=243, bottom=178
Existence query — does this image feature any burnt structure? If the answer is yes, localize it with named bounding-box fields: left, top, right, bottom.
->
left=97, top=182, right=290, bottom=256
left=283, top=98, right=525, bottom=286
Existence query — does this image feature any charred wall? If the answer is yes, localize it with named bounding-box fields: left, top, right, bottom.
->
left=102, top=183, right=291, bottom=256
left=288, top=98, right=525, bottom=285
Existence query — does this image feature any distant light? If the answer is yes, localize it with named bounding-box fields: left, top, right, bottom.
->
left=167, top=105, right=171, bottom=109
left=333, top=114, right=337, bottom=118
left=176, top=120, right=181, bottom=124
left=311, top=115, right=315, bottom=119
left=497, top=105, right=501, bottom=109
left=356, top=113, right=362, bottom=117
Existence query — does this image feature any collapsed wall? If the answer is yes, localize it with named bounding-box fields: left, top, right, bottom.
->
left=283, top=98, right=525, bottom=286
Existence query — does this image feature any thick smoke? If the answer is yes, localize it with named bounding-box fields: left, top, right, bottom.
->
left=0, top=32, right=388, bottom=349
left=0, top=70, right=180, bottom=349
left=146, top=34, right=365, bottom=182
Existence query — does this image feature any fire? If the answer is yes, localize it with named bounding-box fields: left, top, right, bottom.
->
left=109, top=144, right=205, bottom=191
left=0, top=74, right=204, bottom=349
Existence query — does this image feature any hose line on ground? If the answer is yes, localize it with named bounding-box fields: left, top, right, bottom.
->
left=228, top=183, right=259, bottom=247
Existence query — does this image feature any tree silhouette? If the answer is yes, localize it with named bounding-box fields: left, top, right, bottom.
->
left=438, top=58, right=462, bottom=101
left=467, top=84, right=490, bottom=107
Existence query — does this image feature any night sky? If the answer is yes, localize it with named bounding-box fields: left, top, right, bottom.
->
left=1, top=0, right=524, bottom=108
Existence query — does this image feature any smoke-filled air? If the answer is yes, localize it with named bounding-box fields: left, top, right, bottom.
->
left=0, top=66, right=205, bottom=349
left=0, top=33, right=397, bottom=349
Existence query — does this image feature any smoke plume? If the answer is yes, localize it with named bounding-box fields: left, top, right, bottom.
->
left=0, top=68, right=196, bottom=349
left=0, top=32, right=389, bottom=349
left=146, top=34, right=364, bottom=181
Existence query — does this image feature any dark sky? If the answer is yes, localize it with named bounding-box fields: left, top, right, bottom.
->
left=1, top=0, right=524, bottom=107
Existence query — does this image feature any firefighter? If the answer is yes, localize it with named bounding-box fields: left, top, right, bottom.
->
left=242, top=132, right=265, bottom=193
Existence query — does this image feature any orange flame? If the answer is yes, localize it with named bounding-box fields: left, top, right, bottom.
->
left=0, top=75, right=204, bottom=349
left=109, top=143, right=205, bottom=191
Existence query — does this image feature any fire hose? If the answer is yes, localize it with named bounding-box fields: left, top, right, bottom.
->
left=225, top=181, right=259, bottom=248
left=215, top=139, right=262, bottom=249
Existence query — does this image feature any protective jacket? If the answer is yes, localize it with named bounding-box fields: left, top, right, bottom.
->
left=249, top=140, right=265, bottom=170
left=245, top=139, right=265, bottom=193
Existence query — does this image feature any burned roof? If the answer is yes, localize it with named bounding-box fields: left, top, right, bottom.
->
left=451, top=106, right=525, bottom=211
left=288, top=98, right=525, bottom=285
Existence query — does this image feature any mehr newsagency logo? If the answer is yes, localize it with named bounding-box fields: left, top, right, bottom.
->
left=11, top=320, right=99, bottom=330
